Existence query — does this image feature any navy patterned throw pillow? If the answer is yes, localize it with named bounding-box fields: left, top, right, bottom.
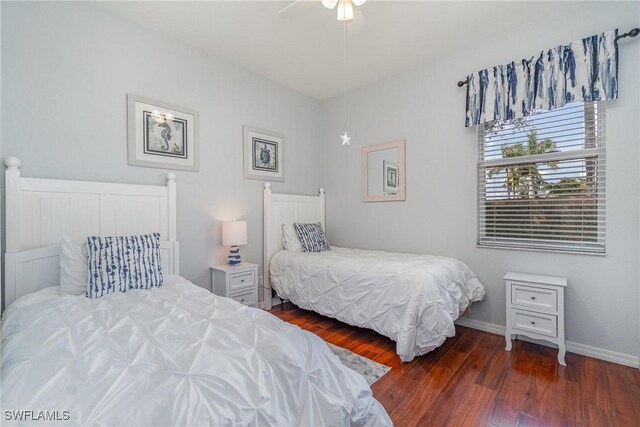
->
left=86, top=233, right=163, bottom=299
left=292, top=222, right=331, bottom=253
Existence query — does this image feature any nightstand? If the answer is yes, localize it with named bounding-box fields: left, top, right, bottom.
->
left=504, top=272, right=567, bottom=365
left=210, top=263, right=259, bottom=307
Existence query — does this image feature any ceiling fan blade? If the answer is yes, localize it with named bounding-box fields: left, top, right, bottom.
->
left=348, top=9, right=365, bottom=35
left=278, top=0, right=320, bottom=19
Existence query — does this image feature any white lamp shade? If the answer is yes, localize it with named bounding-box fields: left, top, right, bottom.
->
left=222, top=221, right=247, bottom=246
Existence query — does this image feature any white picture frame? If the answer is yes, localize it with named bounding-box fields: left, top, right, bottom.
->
left=243, top=126, right=285, bottom=182
left=383, top=160, right=399, bottom=194
left=127, top=94, right=199, bottom=172
left=362, top=139, right=406, bottom=202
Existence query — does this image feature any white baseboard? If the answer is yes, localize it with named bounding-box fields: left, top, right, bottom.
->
left=455, top=317, right=640, bottom=369
left=455, top=317, right=506, bottom=336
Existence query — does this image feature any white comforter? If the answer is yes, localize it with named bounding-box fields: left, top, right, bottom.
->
left=1, top=275, right=391, bottom=427
left=270, top=247, right=486, bottom=362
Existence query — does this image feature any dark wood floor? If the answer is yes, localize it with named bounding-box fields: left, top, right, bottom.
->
left=270, top=303, right=640, bottom=427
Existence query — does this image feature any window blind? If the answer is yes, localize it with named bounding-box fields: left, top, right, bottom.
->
left=478, top=102, right=605, bottom=254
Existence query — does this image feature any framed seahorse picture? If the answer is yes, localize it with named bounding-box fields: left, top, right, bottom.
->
left=242, top=126, right=285, bottom=182
left=127, top=94, right=199, bottom=171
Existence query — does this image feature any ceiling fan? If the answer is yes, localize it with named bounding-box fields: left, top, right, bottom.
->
left=279, top=0, right=367, bottom=29
left=319, top=0, right=367, bottom=22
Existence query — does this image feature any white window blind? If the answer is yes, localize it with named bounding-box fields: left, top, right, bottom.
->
left=478, top=102, right=605, bottom=254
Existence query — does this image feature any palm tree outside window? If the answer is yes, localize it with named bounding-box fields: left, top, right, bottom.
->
left=478, top=102, right=606, bottom=254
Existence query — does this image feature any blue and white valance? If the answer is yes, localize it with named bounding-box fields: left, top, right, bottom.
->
left=465, top=29, right=619, bottom=127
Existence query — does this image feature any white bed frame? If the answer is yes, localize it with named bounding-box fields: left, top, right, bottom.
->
left=263, top=183, right=324, bottom=309
left=3, top=157, right=179, bottom=310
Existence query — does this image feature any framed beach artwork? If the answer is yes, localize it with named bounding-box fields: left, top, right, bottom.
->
left=383, top=160, right=399, bottom=194
left=243, top=126, right=285, bottom=182
left=127, top=94, right=199, bottom=171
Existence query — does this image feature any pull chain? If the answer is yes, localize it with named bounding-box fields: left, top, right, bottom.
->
left=343, top=17, right=347, bottom=132
left=340, top=15, right=351, bottom=146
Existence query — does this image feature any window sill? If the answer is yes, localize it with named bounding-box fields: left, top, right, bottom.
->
left=477, top=243, right=606, bottom=256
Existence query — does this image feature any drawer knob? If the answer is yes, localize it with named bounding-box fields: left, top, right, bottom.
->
left=531, top=296, right=536, bottom=300
left=241, top=298, right=245, bottom=302
left=241, top=279, right=245, bottom=282
left=530, top=321, right=536, bottom=325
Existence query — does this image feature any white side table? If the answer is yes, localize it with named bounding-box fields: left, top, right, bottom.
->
left=210, top=263, right=259, bottom=307
left=504, top=272, right=567, bottom=365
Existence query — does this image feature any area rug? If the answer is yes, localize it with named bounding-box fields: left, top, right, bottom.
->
left=328, top=343, right=391, bottom=385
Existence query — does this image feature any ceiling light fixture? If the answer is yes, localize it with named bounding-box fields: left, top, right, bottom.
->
left=337, top=0, right=353, bottom=22
left=322, top=0, right=366, bottom=22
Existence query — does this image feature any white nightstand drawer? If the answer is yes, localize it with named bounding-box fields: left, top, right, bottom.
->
left=512, top=309, right=557, bottom=338
left=511, top=285, right=557, bottom=312
left=212, top=263, right=259, bottom=308
left=231, top=289, right=257, bottom=307
left=229, top=272, right=254, bottom=292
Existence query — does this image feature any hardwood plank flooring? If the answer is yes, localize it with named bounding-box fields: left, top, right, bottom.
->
left=270, top=303, right=640, bottom=427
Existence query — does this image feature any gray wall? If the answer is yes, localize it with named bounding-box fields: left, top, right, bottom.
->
left=1, top=1, right=322, bottom=289
left=321, top=2, right=640, bottom=357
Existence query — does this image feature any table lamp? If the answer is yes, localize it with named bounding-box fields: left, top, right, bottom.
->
left=222, top=220, right=247, bottom=266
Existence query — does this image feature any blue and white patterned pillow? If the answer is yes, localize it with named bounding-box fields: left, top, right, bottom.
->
left=292, top=222, right=331, bottom=253
left=86, top=233, right=163, bottom=299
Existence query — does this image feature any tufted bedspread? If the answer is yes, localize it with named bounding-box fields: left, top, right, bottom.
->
left=1, top=275, right=391, bottom=427
left=270, top=247, right=486, bottom=362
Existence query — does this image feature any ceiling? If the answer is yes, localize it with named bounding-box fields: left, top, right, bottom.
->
left=99, top=1, right=576, bottom=100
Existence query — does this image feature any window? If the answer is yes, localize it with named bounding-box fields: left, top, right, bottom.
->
left=478, top=102, right=605, bottom=254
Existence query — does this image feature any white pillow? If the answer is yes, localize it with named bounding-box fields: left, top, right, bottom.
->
left=282, top=224, right=303, bottom=252
left=59, top=235, right=88, bottom=296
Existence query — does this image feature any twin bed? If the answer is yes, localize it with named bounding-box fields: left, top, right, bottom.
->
left=263, top=183, right=485, bottom=362
left=2, top=276, right=388, bottom=426
left=1, top=162, right=485, bottom=426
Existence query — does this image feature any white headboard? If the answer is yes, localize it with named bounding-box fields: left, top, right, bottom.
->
left=3, top=157, right=179, bottom=310
left=263, top=182, right=324, bottom=309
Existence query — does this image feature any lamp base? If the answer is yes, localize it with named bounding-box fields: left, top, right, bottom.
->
left=228, top=245, right=242, bottom=266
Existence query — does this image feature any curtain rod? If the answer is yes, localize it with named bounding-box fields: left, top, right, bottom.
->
left=456, top=27, right=639, bottom=88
